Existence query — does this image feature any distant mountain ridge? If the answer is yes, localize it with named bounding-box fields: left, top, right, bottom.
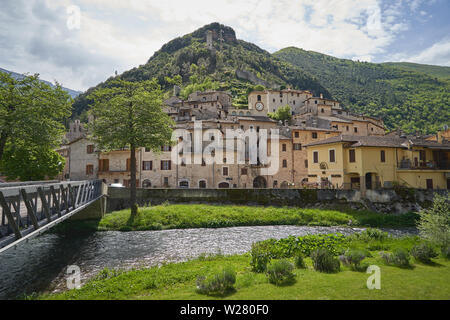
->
left=382, top=62, right=450, bottom=80
left=0, top=67, right=82, bottom=98
left=71, top=23, right=448, bottom=134
left=273, top=47, right=450, bottom=134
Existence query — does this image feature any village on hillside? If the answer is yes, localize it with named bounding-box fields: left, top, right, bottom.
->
left=59, top=30, right=450, bottom=193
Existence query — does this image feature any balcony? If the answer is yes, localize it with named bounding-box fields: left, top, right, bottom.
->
left=398, top=159, right=450, bottom=170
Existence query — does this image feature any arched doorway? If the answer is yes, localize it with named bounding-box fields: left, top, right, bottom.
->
left=142, top=179, right=152, bottom=188
left=253, top=176, right=267, bottom=188
left=199, top=180, right=207, bottom=189
left=218, top=182, right=230, bottom=189
left=179, top=180, right=189, bottom=188
left=280, top=181, right=289, bottom=189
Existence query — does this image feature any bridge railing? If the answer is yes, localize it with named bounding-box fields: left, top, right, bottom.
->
left=0, top=180, right=103, bottom=250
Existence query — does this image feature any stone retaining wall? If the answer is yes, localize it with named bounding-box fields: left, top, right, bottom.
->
left=106, top=187, right=448, bottom=213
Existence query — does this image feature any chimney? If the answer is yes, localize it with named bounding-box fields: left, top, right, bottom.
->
left=173, top=85, right=181, bottom=97
left=320, top=93, right=323, bottom=99
left=437, top=131, right=443, bottom=143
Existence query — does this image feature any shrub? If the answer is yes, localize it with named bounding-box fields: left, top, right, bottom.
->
left=311, top=249, right=340, bottom=273
left=250, top=241, right=273, bottom=273
left=355, top=228, right=388, bottom=242
left=381, top=248, right=410, bottom=267
left=442, top=245, right=450, bottom=259
left=417, top=193, right=449, bottom=250
left=411, top=243, right=438, bottom=264
left=339, top=249, right=366, bottom=271
left=294, top=253, right=306, bottom=269
left=266, top=260, right=296, bottom=285
left=196, top=267, right=236, bottom=295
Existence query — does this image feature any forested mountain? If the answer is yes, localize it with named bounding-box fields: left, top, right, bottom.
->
left=273, top=47, right=450, bottom=134
left=383, top=62, right=450, bottom=80
left=0, top=67, right=81, bottom=98
left=72, top=23, right=329, bottom=116
left=72, top=23, right=449, bottom=134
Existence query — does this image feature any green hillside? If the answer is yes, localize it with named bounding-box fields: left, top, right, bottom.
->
left=274, top=47, right=450, bottom=134
left=383, top=62, right=450, bottom=80
left=72, top=23, right=329, bottom=116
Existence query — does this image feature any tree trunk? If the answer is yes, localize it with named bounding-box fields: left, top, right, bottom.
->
left=130, top=144, right=137, bottom=216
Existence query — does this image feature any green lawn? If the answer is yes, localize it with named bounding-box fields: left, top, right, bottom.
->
left=85, top=204, right=418, bottom=231
left=39, top=252, right=450, bottom=300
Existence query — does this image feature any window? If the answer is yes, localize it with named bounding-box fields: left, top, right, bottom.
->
left=161, top=160, right=171, bottom=170
left=329, top=149, right=336, bottom=163
left=312, top=132, right=318, bottom=139
left=199, top=180, right=206, bottom=188
left=86, top=164, right=94, bottom=175
left=181, top=159, right=186, bottom=167
left=241, top=168, right=248, bottom=175
left=313, top=151, right=318, bottom=163
left=426, top=179, right=433, bottom=189
left=257, top=95, right=261, bottom=101
left=354, top=127, right=358, bottom=133
left=201, top=158, right=206, bottom=166
left=142, top=161, right=152, bottom=171
left=145, top=147, right=150, bottom=152
left=282, top=159, right=287, bottom=168
left=321, top=108, right=324, bottom=113
left=87, top=145, right=94, bottom=154
left=223, top=167, right=228, bottom=176
left=282, top=144, right=286, bottom=152
left=161, top=145, right=172, bottom=152
left=304, top=159, right=308, bottom=168
left=179, top=181, right=189, bottom=188
left=114, top=179, right=119, bottom=184
left=346, top=126, right=349, bottom=131
left=273, top=180, right=278, bottom=188
left=293, top=143, right=302, bottom=150
left=295, top=132, right=299, bottom=138
left=163, top=177, right=169, bottom=187
left=381, top=150, right=386, bottom=163
left=223, top=158, right=227, bottom=163
left=99, top=159, right=109, bottom=172
left=349, top=149, right=356, bottom=163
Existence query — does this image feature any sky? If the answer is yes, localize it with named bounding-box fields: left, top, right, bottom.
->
left=0, top=0, right=449, bottom=92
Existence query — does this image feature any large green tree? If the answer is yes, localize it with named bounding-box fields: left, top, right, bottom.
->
left=88, top=78, right=174, bottom=216
left=0, top=72, right=71, bottom=180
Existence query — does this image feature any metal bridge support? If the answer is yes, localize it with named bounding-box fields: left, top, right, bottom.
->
left=0, top=180, right=105, bottom=253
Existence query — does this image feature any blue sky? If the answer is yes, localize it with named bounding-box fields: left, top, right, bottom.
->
left=0, top=0, right=449, bottom=91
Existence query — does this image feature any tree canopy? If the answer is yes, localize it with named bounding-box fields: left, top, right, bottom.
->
left=0, top=71, right=71, bottom=180
left=88, top=78, right=174, bottom=215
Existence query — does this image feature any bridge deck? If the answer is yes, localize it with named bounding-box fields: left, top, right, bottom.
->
left=0, top=180, right=103, bottom=253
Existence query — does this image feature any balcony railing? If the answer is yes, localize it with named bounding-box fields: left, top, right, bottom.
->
left=398, top=160, right=450, bottom=170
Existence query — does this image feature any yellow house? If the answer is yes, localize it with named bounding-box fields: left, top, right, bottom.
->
left=305, top=135, right=450, bottom=190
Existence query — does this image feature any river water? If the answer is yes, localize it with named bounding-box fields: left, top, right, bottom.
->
left=0, top=225, right=416, bottom=299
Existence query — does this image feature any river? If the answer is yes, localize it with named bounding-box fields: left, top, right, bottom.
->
left=0, top=225, right=416, bottom=299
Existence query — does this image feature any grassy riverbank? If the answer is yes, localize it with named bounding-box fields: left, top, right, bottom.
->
left=38, top=233, right=450, bottom=300
left=63, top=204, right=418, bottom=232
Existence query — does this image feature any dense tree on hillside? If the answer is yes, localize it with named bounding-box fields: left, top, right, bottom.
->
left=0, top=72, right=71, bottom=180
left=72, top=23, right=330, bottom=118
left=268, top=105, right=292, bottom=122
left=88, top=79, right=173, bottom=216
left=274, top=47, right=450, bottom=134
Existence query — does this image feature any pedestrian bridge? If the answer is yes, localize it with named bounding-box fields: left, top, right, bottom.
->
left=0, top=180, right=105, bottom=253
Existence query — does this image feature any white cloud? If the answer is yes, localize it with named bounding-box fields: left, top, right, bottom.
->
left=0, top=0, right=435, bottom=91
left=403, top=39, right=450, bottom=66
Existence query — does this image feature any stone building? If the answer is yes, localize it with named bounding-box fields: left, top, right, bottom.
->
left=64, top=86, right=396, bottom=189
